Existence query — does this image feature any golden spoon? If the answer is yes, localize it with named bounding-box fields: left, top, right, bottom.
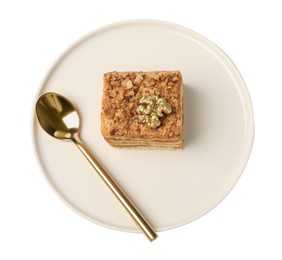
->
left=35, top=92, right=157, bottom=241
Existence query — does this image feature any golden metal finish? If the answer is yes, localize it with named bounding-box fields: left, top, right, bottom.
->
left=136, top=95, right=172, bottom=129
left=35, top=92, right=157, bottom=241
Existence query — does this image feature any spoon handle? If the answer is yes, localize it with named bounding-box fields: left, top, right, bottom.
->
left=71, top=133, right=158, bottom=241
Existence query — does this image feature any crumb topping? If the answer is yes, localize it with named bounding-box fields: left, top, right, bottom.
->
left=101, top=71, right=183, bottom=139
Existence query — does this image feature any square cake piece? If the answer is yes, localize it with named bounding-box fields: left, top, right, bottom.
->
left=101, top=71, right=184, bottom=149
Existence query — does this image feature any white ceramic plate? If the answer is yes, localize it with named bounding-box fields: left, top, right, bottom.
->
left=33, top=20, right=254, bottom=232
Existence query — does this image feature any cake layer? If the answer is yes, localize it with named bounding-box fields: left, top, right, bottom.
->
left=105, top=140, right=183, bottom=150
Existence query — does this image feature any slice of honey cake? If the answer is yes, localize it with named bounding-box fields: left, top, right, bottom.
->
left=101, top=71, right=184, bottom=149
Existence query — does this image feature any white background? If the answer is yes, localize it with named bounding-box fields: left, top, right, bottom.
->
left=0, top=0, right=281, bottom=259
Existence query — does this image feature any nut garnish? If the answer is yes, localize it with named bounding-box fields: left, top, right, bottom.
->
left=134, top=74, right=143, bottom=85
left=122, top=79, right=133, bottom=89
left=136, top=96, right=172, bottom=129
left=126, top=80, right=133, bottom=89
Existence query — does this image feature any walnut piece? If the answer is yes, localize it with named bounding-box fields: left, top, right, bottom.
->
left=136, top=96, right=172, bottom=129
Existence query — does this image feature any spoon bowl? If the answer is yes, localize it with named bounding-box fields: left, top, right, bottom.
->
left=36, top=93, right=80, bottom=140
left=35, top=92, right=157, bottom=241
